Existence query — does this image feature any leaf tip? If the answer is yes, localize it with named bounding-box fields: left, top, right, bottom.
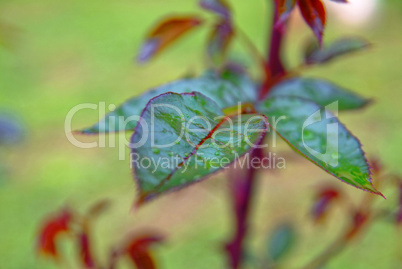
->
left=71, top=130, right=84, bottom=135
left=367, top=184, right=386, bottom=199
left=133, top=192, right=152, bottom=209
left=377, top=191, right=386, bottom=200
left=136, top=39, right=159, bottom=63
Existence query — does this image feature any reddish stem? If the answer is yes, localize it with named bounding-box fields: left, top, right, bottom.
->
left=225, top=3, right=286, bottom=268
left=267, top=10, right=285, bottom=77
left=225, top=148, right=262, bottom=269
left=260, top=2, right=286, bottom=99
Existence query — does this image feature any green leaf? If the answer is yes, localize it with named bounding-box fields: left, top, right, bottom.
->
left=220, top=68, right=258, bottom=102
left=267, top=77, right=370, bottom=110
left=131, top=92, right=268, bottom=204
left=304, top=37, right=370, bottom=65
left=79, top=74, right=257, bottom=134
left=266, top=223, right=295, bottom=262
left=257, top=96, right=383, bottom=197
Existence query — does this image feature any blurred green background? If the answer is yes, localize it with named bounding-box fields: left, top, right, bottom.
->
left=0, top=0, right=401, bottom=268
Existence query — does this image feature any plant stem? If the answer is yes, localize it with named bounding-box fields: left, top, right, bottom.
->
left=226, top=2, right=286, bottom=268
left=267, top=7, right=285, bottom=77
left=260, top=1, right=286, bottom=98
left=225, top=148, right=262, bottom=269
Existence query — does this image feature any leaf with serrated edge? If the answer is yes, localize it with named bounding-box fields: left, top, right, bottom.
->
left=78, top=74, right=256, bottom=134
left=267, top=77, right=370, bottom=110
left=305, top=37, right=370, bottom=65
left=131, top=92, right=268, bottom=204
left=257, top=96, right=383, bottom=197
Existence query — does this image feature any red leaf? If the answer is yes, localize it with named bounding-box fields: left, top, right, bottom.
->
left=37, top=209, right=72, bottom=258
left=137, top=16, right=203, bottom=63
left=78, top=231, right=96, bottom=268
left=206, top=20, right=234, bottom=65
left=126, top=235, right=164, bottom=251
left=200, top=0, right=231, bottom=20
left=127, top=250, right=156, bottom=269
left=276, top=0, right=297, bottom=25
left=110, top=234, right=164, bottom=269
left=311, top=187, right=340, bottom=223
left=126, top=236, right=164, bottom=269
left=298, top=0, right=326, bottom=45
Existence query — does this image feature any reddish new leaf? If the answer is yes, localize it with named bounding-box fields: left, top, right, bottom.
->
left=37, top=209, right=72, bottom=258
left=276, top=0, right=297, bottom=25
left=207, top=20, right=234, bottom=65
left=125, top=235, right=164, bottom=269
left=137, top=16, right=203, bottom=63
left=298, top=0, right=326, bottom=45
left=311, top=187, right=340, bottom=223
left=200, top=0, right=231, bottom=20
left=78, top=231, right=96, bottom=268
left=109, top=233, right=164, bottom=269
left=127, top=250, right=156, bottom=269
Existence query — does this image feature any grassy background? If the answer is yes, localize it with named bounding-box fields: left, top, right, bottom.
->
left=0, top=0, right=401, bottom=268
